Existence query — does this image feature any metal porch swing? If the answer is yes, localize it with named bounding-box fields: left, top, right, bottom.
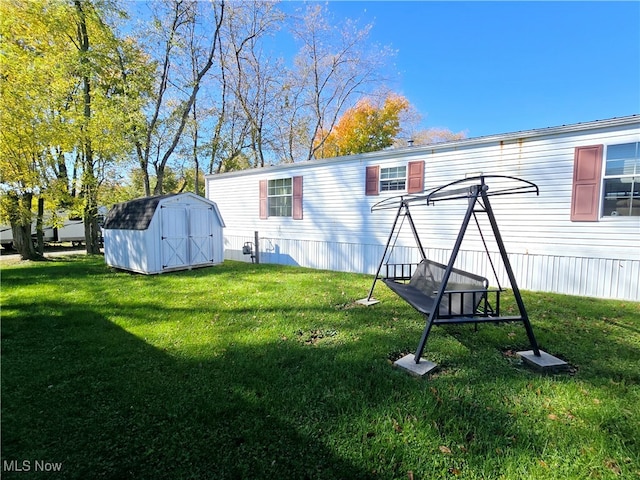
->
left=357, top=175, right=567, bottom=376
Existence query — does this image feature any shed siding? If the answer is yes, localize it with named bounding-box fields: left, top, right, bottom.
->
left=206, top=117, right=640, bottom=300
left=104, top=193, right=224, bottom=274
left=104, top=229, right=151, bottom=274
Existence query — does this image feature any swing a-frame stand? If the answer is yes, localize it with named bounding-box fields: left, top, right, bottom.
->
left=357, top=175, right=567, bottom=377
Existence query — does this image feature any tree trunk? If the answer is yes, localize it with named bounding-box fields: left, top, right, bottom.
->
left=84, top=198, right=100, bottom=254
left=192, top=102, right=200, bottom=196
left=36, top=197, right=45, bottom=255
left=8, top=192, right=41, bottom=261
left=75, top=0, right=101, bottom=255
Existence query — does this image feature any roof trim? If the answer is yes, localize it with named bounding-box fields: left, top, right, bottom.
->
left=206, top=114, right=639, bottom=180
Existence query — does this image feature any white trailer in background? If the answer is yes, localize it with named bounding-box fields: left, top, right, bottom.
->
left=0, top=223, right=55, bottom=250
left=55, top=219, right=84, bottom=245
left=0, top=208, right=107, bottom=250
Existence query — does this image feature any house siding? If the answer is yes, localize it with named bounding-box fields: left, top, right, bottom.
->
left=206, top=116, right=640, bottom=301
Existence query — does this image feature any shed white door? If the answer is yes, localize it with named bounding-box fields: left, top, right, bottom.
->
left=188, top=206, right=214, bottom=266
left=161, top=206, right=189, bottom=270
left=161, top=205, right=214, bottom=270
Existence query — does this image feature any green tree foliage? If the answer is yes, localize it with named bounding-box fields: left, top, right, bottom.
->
left=0, top=0, right=75, bottom=258
left=0, top=0, right=151, bottom=257
left=1, top=0, right=464, bottom=248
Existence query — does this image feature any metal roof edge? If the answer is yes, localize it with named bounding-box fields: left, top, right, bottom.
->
left=205, top=114, right=640, bottom=180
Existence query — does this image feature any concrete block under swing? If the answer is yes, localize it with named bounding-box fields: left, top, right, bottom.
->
left=393, top=354, right=437, bottom=377
left=355, top=297, right=380, bottom=306
left=517, top=350, right=568, bottom=371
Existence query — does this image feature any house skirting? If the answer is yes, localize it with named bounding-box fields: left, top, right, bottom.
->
left=222, top=234, right=639, bottom=301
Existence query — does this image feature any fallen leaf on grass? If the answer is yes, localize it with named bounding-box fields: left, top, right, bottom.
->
left=439, top=445, right=452, bottom=454
left=393, top=419, right=403, bottom=433
left=605, top=459, right=621, bottom=475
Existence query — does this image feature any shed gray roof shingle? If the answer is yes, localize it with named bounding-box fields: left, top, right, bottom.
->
left=103, top=194, right=176, bottom=230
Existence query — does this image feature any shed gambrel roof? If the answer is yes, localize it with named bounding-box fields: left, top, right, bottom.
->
left=103, top=194, right=175, bottom=230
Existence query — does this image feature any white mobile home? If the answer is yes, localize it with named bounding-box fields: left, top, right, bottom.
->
left=206, top=116, right=640, bottom=301
left=103, top=193, right=225, bottom=274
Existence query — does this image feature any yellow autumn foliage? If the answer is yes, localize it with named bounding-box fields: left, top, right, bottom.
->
left=314, top=94, right=410, bottom=158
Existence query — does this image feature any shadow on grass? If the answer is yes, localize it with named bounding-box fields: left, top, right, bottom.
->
left=2, top=259, right=638, bottom=479
left=1, top=301, right=373, bottom=480
left=1, top=297, right=576, bottom=480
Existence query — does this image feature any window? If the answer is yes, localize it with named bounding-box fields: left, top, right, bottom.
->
left=366, top=161, right=424, bottom=195
left=268, top=178, right=292, bottom=217
left=602, top=142, right=640, bottom=217
left=259, top=176, right=303, bottom=220
left=380, top=166, right=406, bottom=192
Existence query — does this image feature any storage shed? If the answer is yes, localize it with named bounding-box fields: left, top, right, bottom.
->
left=103, top=193, right=225, bottom=274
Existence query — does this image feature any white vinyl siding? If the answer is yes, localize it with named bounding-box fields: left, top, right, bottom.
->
left=206, top=116, right=640, bottom=300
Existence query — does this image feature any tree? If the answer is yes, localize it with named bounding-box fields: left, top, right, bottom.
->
left=277, top=4, right=393, bottom=162
left=193, top=0, right=287, bottom=174
left=395, top=128, right=468, bottom=147
left=315, top=94, right=410, bottom=158
left=73, top=0, right=103, bottom=253
left=222, top=1, right=284, bottom=168
left=131, top=0, right=225, bottom=196
left=1, top=0, right=152, bottom=258
left=0, top=0, right=76, bottom=259
left=70, top=0, right=152, bottom=253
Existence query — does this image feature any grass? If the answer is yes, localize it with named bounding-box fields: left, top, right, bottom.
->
left=1, top=256, right=639, bottom=480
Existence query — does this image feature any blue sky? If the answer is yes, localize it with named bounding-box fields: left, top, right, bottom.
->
left=313, top=1, right=640, bottom=139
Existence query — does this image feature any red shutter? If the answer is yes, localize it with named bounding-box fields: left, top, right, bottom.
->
left=570, top=145, right=603, bottom=222
left=259, top=180, right=267, bottom=219
left=407, top=160, right=425, bottom=193
left=365, top=166, right=379, bottom=195
left=292, top=176, right=303, bottom=220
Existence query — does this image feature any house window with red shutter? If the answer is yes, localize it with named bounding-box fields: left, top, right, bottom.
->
left=259, top=176, right=303, bottom=219
left=380, top=166, right=406, bottom=191
left=570, top=142, right=640, bottom=221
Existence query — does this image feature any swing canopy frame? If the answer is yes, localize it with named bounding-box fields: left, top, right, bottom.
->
left=358, top=175, right=567, bottom=375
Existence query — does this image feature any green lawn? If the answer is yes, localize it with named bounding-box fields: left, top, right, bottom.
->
left=1, top=256, right=638, bottom=479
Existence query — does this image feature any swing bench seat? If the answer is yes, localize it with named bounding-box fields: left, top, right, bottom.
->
left=382, top=259, right=498, bottom=321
